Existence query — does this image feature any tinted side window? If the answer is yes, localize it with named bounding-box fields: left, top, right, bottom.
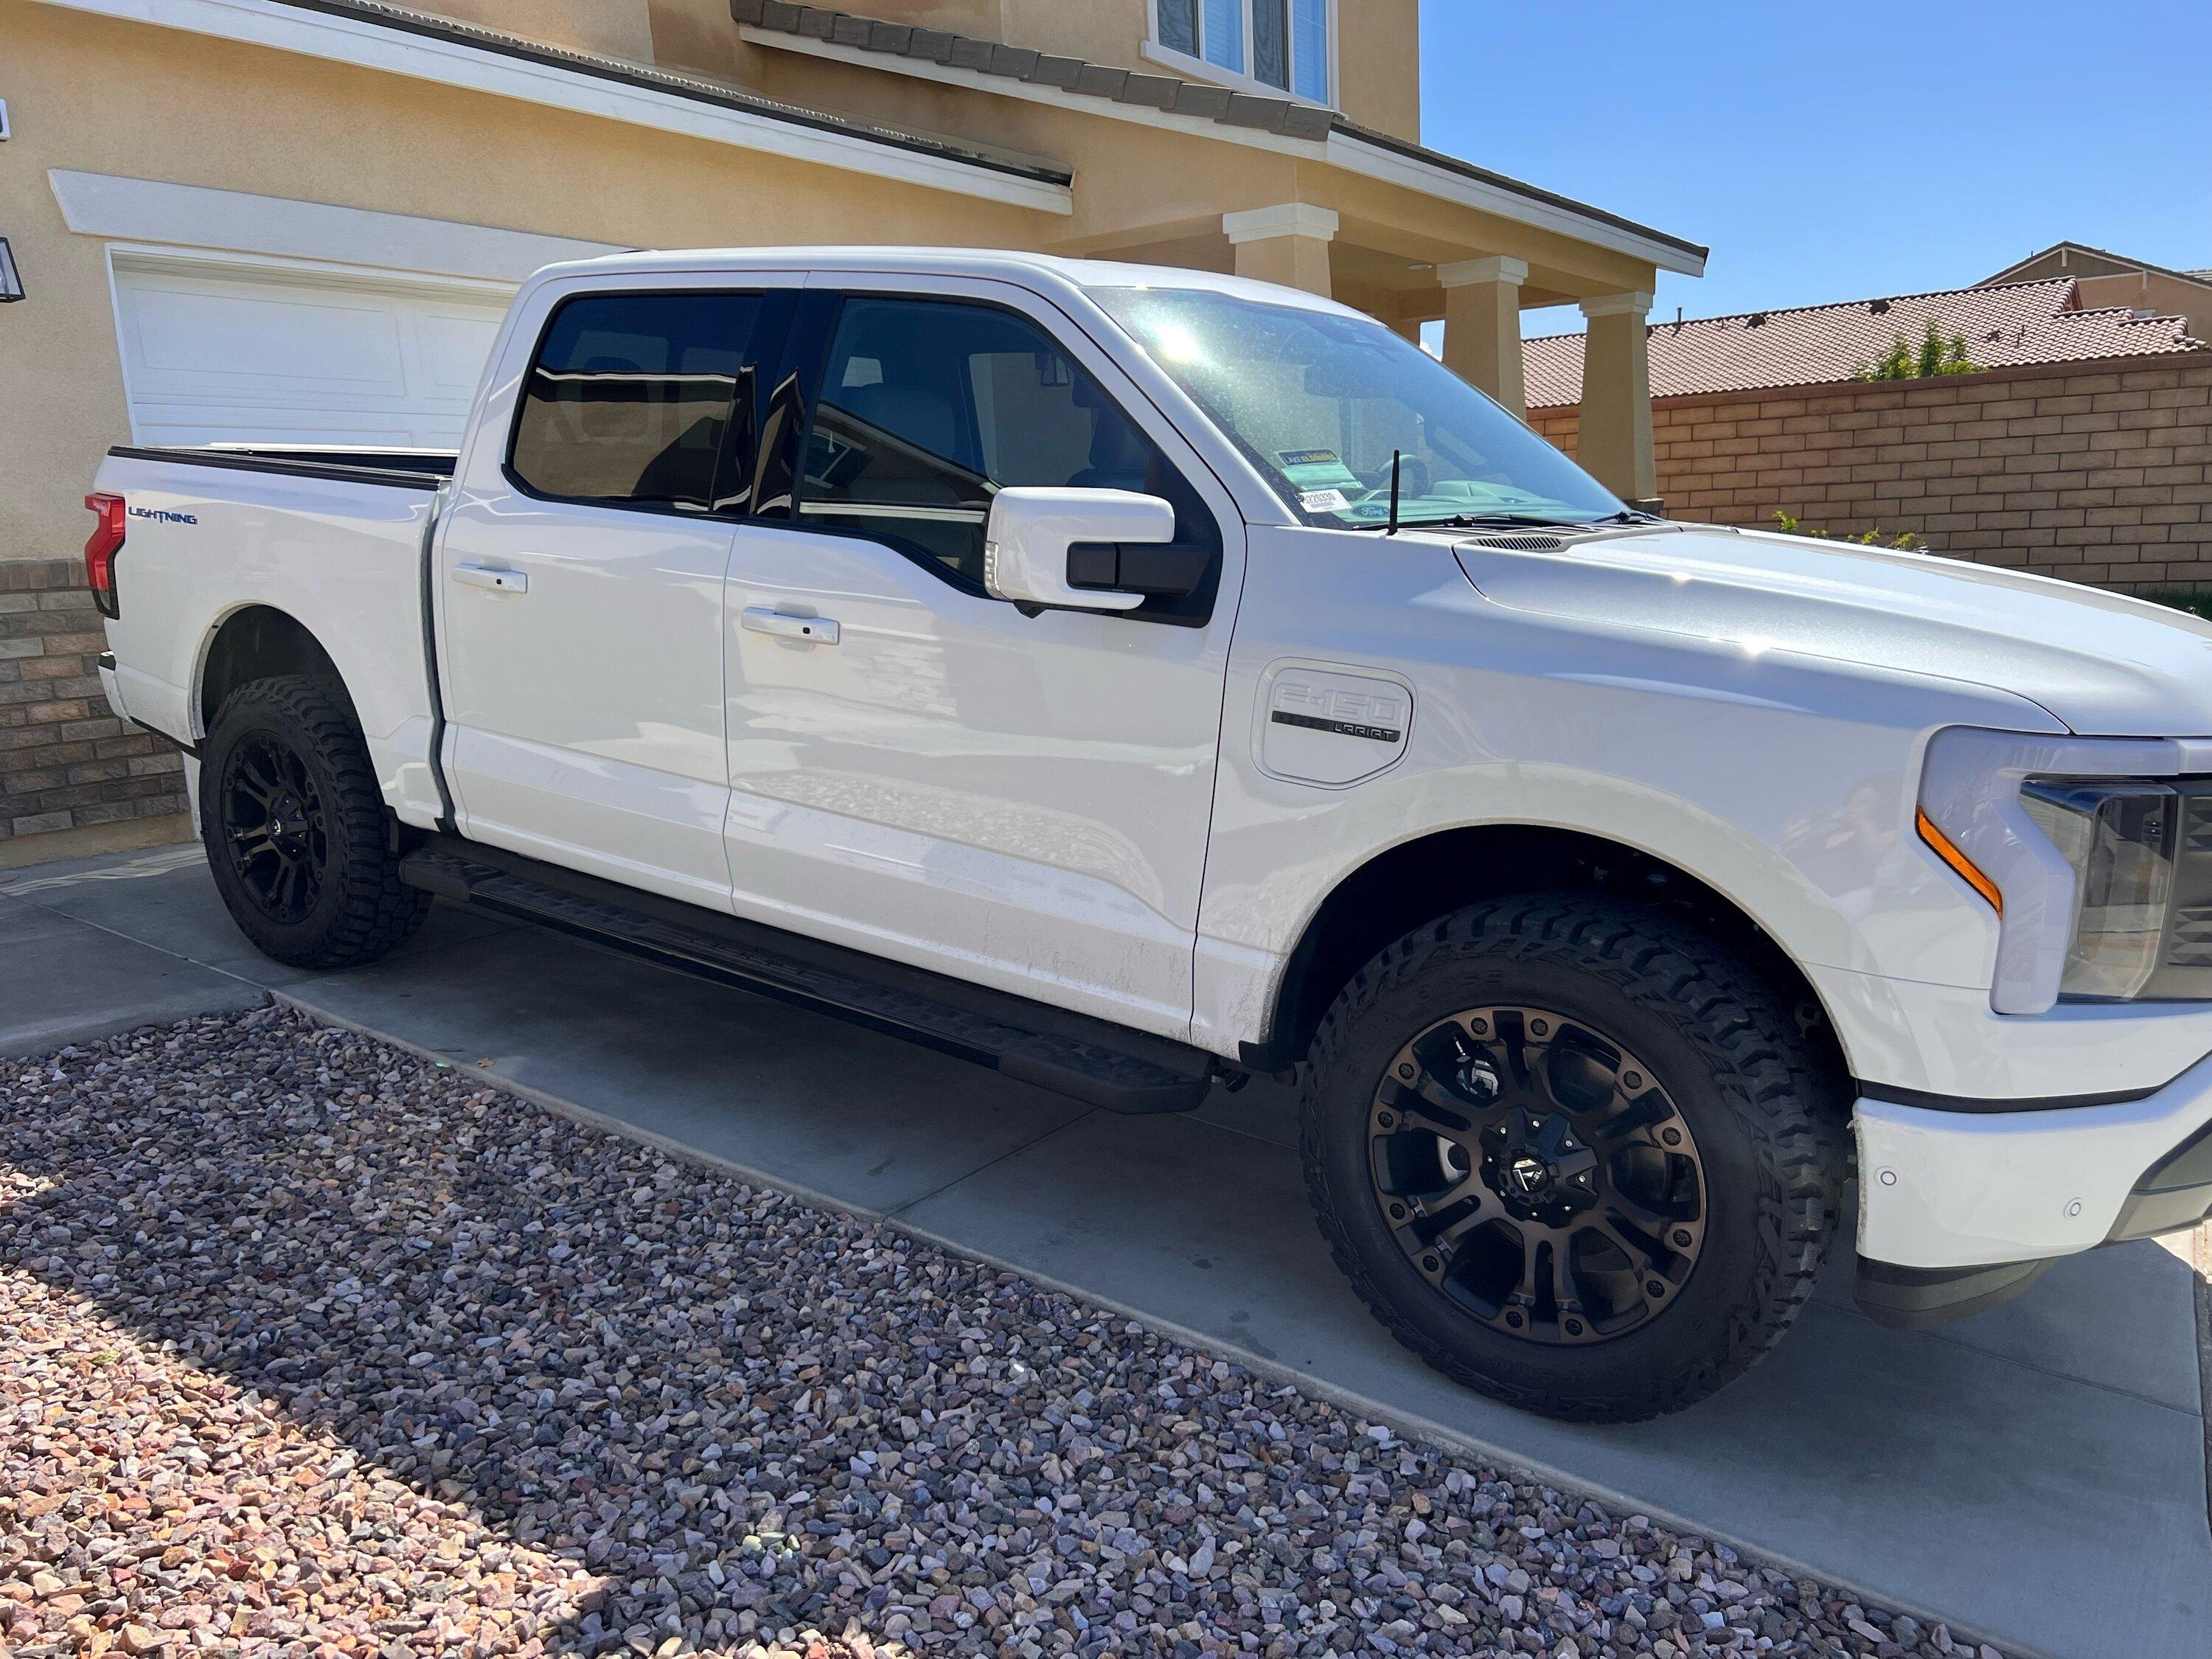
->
left=510, top=292, right=764, bottom=511
left=799, top=297, right=1173, bottom=587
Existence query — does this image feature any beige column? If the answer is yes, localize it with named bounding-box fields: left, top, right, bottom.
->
left=1439, top=256, right=1528, bottom=416
left=1223, top=204, right=1338, bottom=299
left=1576, top=291, right=1658, bottom=503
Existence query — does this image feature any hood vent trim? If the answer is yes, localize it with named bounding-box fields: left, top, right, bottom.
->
left=1461, top=532, right=1568, bottom=553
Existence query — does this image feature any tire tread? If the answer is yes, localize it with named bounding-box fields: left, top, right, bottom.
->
left=1299, top=892, right=1846, bottom=1422
left=201, top=675, right=431, bottom=970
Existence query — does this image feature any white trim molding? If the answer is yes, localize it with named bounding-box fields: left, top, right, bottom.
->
left=51, top=170, right=621, bottom=283
left=1222, top=203, right=1340, bottom=245
left=1438, top=254, right=1528, bottom=290
left=1580, top=291, right=1656, bottom=320
left=29, top=0, right=1074, bottom=215
left=1326, top=136, right=1703, bottom=277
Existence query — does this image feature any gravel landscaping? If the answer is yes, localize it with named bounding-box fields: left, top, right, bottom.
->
left=0, top=1005, right=2014, bottom=1658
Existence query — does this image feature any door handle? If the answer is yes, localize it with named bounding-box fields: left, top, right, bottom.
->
left=453, top=563, right=528, bottom=594
left=742, top=606, right=840, bottom=646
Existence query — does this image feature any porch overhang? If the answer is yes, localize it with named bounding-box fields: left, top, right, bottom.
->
left=733, top=2, right=1707, bottom=282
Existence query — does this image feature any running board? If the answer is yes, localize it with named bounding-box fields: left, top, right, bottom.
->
left=398, top=842, right=1214, bottom=1116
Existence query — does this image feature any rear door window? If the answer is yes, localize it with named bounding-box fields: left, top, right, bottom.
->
left=509, top=291, right=767, bottom=512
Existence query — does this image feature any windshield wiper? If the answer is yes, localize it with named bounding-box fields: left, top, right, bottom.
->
left=1408, top=512, right=1597, bottom=532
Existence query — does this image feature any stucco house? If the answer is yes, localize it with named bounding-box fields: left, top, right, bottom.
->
left=0, top=0, right=1704, bottom=862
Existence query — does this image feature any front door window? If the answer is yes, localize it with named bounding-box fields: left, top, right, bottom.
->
left=799, top=296, right=1180, bottom=591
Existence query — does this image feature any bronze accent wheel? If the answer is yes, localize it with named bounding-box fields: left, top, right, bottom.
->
left=1368, top=1005, right=1705, bottom=1346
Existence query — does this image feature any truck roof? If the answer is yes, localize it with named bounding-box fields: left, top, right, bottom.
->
left=525, top=246, right=1354, bottom=316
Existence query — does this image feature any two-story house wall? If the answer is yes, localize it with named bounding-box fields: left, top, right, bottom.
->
left=0, top=0, right=1703, bottom=859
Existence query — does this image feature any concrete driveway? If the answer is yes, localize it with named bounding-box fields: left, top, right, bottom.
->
left=3, top=843, right=2208, bottom=1659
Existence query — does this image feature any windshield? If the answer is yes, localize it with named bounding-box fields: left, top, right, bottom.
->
left=1090, top=286, right=1624, bottom=530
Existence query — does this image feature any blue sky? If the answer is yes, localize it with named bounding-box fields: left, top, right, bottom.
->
left=1415, top=1, right=2212, bottom=337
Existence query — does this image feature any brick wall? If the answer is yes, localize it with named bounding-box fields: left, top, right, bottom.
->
left=1, top=560, right=188, bottom=847
left=1530, top=353, right=2212, bottom=592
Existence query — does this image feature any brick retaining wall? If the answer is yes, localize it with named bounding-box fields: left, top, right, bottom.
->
left=1530, top=352, right=2212, bottom=591
left=1, top=560, right=188, bottom=847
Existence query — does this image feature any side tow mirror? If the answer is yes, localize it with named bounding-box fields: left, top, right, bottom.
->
left=984, top=487, right=1175, bottom=613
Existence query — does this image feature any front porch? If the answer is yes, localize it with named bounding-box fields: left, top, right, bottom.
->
left=1048, top=176, right=1686, bottom=503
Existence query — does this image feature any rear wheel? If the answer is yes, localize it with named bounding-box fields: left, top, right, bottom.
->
left=1302, top=894, right=1846, bottom=1422
left=201, top=675, right=430, bottom=969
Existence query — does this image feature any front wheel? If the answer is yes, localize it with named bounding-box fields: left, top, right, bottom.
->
left=1301, top=894, right=1847, bottom=1422
left=201, top=675, right=431, bottom=970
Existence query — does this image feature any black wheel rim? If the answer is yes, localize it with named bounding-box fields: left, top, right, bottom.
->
left=219, top=732, right=329, bottom=925
left=1367, top=1005, right=1708, bottom=1346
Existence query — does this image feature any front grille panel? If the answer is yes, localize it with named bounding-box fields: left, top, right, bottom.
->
left=2146, top=782, right=2212, bottom=998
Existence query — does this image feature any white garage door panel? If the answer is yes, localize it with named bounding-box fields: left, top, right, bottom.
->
left=112, top=260, right=511, bottom=450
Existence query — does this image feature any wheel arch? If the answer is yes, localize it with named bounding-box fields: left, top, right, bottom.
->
left=196, top=605, right=352, bottom=737
left=1251, top=824, right=1848, bottom=1084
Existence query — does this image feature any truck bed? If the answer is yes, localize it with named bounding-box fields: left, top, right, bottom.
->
left=93, top=442, right=456, bottom=831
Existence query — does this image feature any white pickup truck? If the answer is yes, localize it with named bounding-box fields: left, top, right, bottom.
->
left=86, top=248, right=2212, bottom=1421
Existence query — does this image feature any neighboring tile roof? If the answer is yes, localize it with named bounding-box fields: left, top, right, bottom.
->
left=268, top=0, right=1071, bottom=185
left=1523, top=279, right=2208, bottom=410
left=734, top=0, right=1338, bottom=136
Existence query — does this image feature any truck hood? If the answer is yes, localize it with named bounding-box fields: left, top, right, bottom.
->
left=1452, top=525, right=2212, bottom=737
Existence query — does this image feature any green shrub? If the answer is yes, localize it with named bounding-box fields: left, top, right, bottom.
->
left=2141, top=589, right=2212, bottom=622
left=1857, top=319, right=1978, bottom=381
left=1771, top=510, right=1925, bottom=552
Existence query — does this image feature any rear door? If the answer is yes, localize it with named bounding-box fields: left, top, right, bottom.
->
left=720, top=279, right=1245, bottom=1037
left=436, top=281, right=793, bottom=908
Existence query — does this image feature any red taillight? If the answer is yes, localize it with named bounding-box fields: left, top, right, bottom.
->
left=84, top=493, right=125, bottom=619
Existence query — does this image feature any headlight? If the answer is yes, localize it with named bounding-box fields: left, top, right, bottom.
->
left=1917, top=728, right=2211, bottom=1013
left=2018, top=779, right=2177, bottom=1000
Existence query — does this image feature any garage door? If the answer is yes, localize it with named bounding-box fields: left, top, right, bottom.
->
left=111, top=257, right=512, bottom=449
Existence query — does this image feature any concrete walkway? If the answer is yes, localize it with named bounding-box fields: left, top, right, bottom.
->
left=3, top=845, right=2208, bottom=1659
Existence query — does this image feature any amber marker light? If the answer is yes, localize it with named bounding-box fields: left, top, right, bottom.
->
left=1917, top=808, right=2003, bottom=914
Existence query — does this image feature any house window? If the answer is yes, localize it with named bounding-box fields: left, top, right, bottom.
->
left=1155, top=0, right=1330, bottom=103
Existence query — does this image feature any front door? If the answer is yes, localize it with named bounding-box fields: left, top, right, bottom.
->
left=438, top=288, right=771, bottom=909
left=721, top=284, right=1245, bottom=1037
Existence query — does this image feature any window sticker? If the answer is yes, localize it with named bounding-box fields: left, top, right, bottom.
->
left=1278, top=448, right=1363, bottom=493
left=1299, top=488, right=1352, bottom=513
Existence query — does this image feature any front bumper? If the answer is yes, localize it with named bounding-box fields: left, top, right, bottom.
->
left=1855, top=1049, right=2212, bottom=1269
left=1852, top=1053, right=2212, bottom=1325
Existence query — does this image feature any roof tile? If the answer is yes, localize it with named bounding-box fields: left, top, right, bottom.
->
left=1525, top=279, right=2206, bottom=409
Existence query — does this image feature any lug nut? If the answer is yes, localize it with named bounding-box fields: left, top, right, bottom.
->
left=1672, top=1229, right=1694, bottom=1248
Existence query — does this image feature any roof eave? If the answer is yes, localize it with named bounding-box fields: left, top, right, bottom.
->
left=29, top=0, right=1072, bottom=212
left=737, top=16, right=1708, bottom=277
